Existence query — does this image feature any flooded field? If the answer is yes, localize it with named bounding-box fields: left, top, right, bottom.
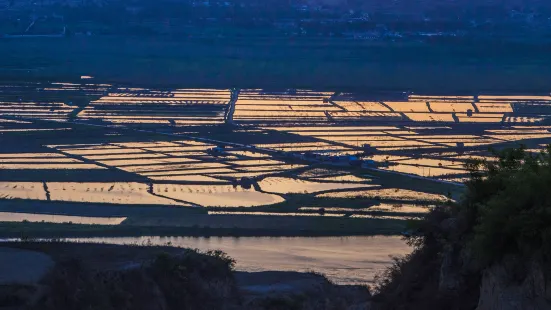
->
left=317, top=187, right=449, bottom=202
left=1, top=82, right=550, bottom=235
left=258, top=177, right=373, bottom=194
left=0, top=212, right=126, bottom=225
left=152, top=184, right=284, bottom=207
left=60, top=235, right=411, bottom=284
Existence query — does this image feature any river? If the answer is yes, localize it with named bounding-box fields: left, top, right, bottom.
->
left=63, top=235, right=412, bottom=285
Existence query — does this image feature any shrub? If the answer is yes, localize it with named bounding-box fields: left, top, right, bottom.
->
left=372, top=145, right=551, bottom=309
left=33, top=250, right=239, bottom=310
left=462, top=145, right=551, bottom=266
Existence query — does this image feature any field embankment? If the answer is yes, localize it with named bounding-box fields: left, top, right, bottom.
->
left=0, top=214, right=409, bottom=238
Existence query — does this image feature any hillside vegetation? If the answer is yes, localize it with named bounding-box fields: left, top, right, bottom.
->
left=373, top=145, right=551, bottom=309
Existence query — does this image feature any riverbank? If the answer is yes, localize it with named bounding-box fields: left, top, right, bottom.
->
left=2, top=236, right=411, bottom=285
left=0, top=241, right=371, bottom=309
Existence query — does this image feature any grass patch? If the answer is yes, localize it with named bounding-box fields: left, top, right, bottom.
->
left=0, top=216, right=409, bottom=238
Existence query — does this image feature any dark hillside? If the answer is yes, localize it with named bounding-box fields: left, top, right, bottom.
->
left=373, top=145, right=551, bottom=310
left=0, top=242, right=370, bottom=310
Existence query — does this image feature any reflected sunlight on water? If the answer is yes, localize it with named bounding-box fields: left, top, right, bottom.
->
left=63, top=235, right=412, bottom=284
left=0, top=212, right=125, bottom=225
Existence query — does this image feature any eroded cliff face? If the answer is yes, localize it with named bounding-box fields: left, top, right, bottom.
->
left=373, top=215, right=551, bottom=310
left=477, top=256, right=551, bottom=310
left=437, top=218, right=551, bottom=310
left=437, top=221, right=551, bottom=310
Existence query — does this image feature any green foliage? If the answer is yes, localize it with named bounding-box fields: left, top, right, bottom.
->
left=205, top=249, right=237, bottom=270
left=149, top=250, right=238, bottom=309
left=370, top=244, right=469, bottom=310
left=373, top=254, right=412, bottom=294
left=33, top=250, right=239, bottom=310
left=462, top=145, right=551, bottom=265
left=403, top=144, right=551, bottom=268
left=372, top=145, right=551, bottom=309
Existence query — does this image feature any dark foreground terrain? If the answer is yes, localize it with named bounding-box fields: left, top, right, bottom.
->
left=371, top=146, right=551, bottom=310
left=4, top=146, right=551, bottom=310
left=0, top=241, right=369, bottom=310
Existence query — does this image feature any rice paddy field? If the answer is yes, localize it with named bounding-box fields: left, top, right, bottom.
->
left=1, top=81, right=551, bottom=235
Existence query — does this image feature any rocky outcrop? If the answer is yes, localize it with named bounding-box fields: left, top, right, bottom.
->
left=438, top=244, right=462, bottom=293
left=373, top=213, right=551, bottom=310
left=437, top=219, right=551, bottom=310
left=477, top=257, right=551, bottom=310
